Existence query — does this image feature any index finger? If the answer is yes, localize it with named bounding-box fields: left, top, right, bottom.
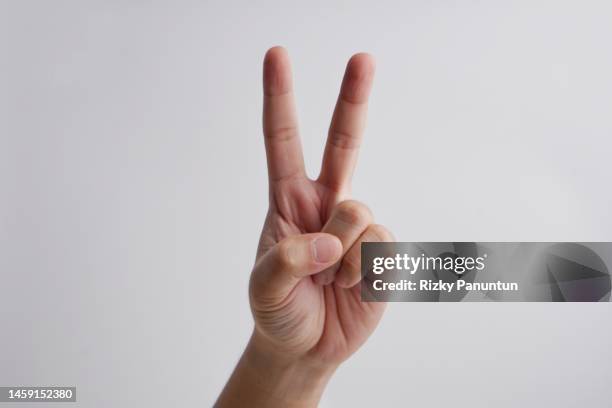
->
left=262, top=47, right=305, bottom=183
left=318, top=53, right=375, bottom=192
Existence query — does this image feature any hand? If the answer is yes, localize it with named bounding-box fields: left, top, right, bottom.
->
left=216, top=47, right=393, bottom=408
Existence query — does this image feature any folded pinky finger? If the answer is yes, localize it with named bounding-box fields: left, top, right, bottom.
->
left=334, top=224, right=394, bottom=289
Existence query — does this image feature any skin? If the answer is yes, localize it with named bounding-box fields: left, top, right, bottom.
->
left=216, top=47, right=393, bottom=408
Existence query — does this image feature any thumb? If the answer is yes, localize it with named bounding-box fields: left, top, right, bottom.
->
left=250, top=233, right=343, bottom=301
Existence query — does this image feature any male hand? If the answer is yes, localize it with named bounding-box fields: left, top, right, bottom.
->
left=217, top=47, right=393, bottom=408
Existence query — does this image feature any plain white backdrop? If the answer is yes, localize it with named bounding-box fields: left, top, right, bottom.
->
left=2, top=1, right=612, bottom=406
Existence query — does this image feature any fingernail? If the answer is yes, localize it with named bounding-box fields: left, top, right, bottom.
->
left=312, top=236, right=341, bottom=263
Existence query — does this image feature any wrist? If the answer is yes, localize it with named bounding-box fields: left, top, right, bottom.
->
left=216, top=330, right=337, bottom=408
left=245, top=330, right=337, bottom=405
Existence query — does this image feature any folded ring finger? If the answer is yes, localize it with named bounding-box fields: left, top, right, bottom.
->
left=312, top=200, right=373, bottom=285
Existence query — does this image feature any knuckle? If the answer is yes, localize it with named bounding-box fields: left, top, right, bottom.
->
left=275, top=238, right=298, bottom=270
left=366, top=224, right=393, bottom=242
left=334, top=200, right=372, bottom=226
left=342, top=250, right=361, bottom=272
left=328, top=129, right=360, bottom=150
left=265, top=125, right=298, bottom=142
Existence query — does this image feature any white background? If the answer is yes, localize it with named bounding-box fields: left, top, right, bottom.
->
left=2, top=1, right=612, bottom=406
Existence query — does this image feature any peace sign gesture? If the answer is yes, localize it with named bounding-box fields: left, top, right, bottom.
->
left=261, top=45, right=372, bottom=213
left=218, top=47, right=393, bottom=407
left=259, top=45, right=376, bottom=243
